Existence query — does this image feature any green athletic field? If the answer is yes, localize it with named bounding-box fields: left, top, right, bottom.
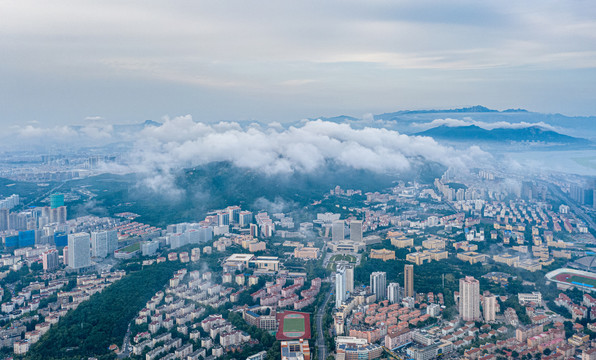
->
left=283, top=317, right=305, bottom=333
left=569, top=275, right=596, bottom=287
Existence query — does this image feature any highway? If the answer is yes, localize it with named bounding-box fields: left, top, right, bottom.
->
left=315, top=282, right=333, bottom=360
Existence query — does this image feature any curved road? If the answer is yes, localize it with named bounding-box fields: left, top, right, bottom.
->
left=315, top=282, right=333, bottom=360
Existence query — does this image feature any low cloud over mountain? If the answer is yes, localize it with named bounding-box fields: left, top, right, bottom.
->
left=127, top=115, right=488, bottom=195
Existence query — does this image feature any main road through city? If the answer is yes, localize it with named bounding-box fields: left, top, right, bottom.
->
left=315, top=279, right=333, bottom=360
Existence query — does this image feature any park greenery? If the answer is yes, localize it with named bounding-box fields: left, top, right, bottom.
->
left=24, top=261, right=182, bottom=360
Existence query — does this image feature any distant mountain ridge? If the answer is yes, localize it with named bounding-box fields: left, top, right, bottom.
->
left=314, top=106, right=529, bottom=123
left=380, top=105, right=528, bottom=116
left=416, top=125, right=591, bottom=144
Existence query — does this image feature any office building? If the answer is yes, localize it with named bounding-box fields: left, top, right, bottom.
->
left=459, top=276, right=481, bottom=321
left=336, top=267, right=347, bottom=308
left=404, top=264, right=414, bottom=298
left=42, top=249, right=59, bottom=271
left=370, top=272, right=387, bottom=301
left=483, top=295, right=496, bottom=322
left=350, top=220, right=363, bottom=243
left=387, top=282, right=402, bottom=304
left=68, top=232, right=91, bottom=269
left=91, top=230, right=118, bottom=258
left=332, top=220, right=345, bottom=242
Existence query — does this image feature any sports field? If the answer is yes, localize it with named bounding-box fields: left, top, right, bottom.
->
left=276, top=311, right=311, bottom=340
left=283, top=317, right=305, bottom=333
left=569, top=275, right=596, bottom=287
left=554, top=271, right=596, bottom=288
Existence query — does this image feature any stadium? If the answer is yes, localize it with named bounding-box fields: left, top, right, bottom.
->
left=545, top=268, right=596, bottom=292
left=275, top=311, right=311, bottom=340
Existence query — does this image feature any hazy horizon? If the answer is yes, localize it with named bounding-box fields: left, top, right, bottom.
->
left=2, top=0, right=596, bottom=126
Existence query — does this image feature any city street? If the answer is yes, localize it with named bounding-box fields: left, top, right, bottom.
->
left=316, top=280, right=334, bottom=360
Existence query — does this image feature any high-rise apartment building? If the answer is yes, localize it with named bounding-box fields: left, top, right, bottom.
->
left=239, top=211, right=253, bottom=227
left=68, top=232, right=91, bottom=269
left=332, top=220, right=344, bottom=242
left=336, top=261, right=354, bottom=294
left=460, top=276, right=481, bottom=321
left=42, top=249, right=59, bottom=271
left=483, top=295, right=496, bottom=322
left=345, top=264, right=354, bottom=293
left=91, top=230, right=118, bottom=258
left=0, top=209, right=9, bottom=231
left=218, top=212, right=230, bottom=226
left=227, top=206, right=241, bottom=224
left=404, top=264, right=414, bottom=298
left=350, top=220, right=363, bottom=243
left=336, top=267, right=347, bottom=308
left=387, top=282, right=403, bottom=304
left=370, top=271, right=387, bottom=301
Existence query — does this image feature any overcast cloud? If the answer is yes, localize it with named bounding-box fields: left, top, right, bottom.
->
left=1, top=0, right=595, bottom=126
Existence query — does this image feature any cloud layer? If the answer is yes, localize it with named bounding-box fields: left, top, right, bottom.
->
left=413, top=118, right=559, bottom=131
left=128, top=116, right=488, bottom=195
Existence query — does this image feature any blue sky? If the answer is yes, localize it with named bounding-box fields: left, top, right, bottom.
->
left=1, top=0, right=595, bottom=125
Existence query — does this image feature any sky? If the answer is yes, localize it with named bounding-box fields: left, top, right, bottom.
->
left=1, top=0, right=596, bottom=126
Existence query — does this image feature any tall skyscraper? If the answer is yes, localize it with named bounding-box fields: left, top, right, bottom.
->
left=42, top=249, right=59, bottom=271
left=91, top=230, right=118, bottom=258
left=345, top=264, right=354, bottom=293
left=404, top=264, right=414, bottom=298
left=332, top=220, right=344, bottom=242
left=335, top=267, right=347, bottom=308
left=336, top=262, right=354, bottom=295
left=350, top=220, right=363, bottom=243
left=387, top=282, right=402, bottom=304
left=68, top=232, right=91, bottom=269
left=483, top=295, right=496, bottom=322
left=370, top=271, right=387, bottom=301
left=460, top=276, right=481, bottom=321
